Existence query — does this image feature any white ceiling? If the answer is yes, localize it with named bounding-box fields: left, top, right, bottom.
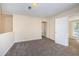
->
left=1, top=3, right=79, bottom=17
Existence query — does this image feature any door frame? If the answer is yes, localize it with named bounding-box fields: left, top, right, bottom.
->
left=42, top=21, right=47, bottom=37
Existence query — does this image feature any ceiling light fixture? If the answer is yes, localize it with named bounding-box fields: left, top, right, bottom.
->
left=32, top=3, right=38, bottom=8
left=28, top=3, right=38, bottom=10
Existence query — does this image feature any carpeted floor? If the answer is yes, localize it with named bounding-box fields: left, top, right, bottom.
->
left=5, top=38, right=78, bottom=56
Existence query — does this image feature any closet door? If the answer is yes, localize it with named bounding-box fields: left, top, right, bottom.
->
left=55, top=17, right=69, bottom=46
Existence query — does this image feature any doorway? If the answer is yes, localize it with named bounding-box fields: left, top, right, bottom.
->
left=69, top=20, right=79, bottom=54
left=42, top=21, right=47, bottom=38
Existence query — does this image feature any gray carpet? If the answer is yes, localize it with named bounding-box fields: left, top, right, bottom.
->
left=5, top=38, right=78, bottom=56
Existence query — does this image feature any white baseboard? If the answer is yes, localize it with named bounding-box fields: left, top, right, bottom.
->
left=15, top=38, right=42, bottom=43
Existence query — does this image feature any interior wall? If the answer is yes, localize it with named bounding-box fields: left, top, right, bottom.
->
left=54, top=6, right=79, bottom=39
left=0, top=32, right=14, bottom=56
left=55, top=17, right=69, bottom=46
left=13, top=14, right=45, bottom=42
left=46, top=17, right=55, bottom=40
left=53, top=6, right=79, bottom=46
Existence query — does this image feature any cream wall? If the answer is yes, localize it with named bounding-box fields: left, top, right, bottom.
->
left=49, top=17, right=55, bottom=40
left=45, top=17, right=55, bottom=40
left=13, top=14, right=45, bottom=42
left=54, top=6, right=79, bottom=39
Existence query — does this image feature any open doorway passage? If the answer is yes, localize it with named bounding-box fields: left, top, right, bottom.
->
left=69, top=20, right=79, bottom=54
left=42, top=21, right=47, bottom=39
